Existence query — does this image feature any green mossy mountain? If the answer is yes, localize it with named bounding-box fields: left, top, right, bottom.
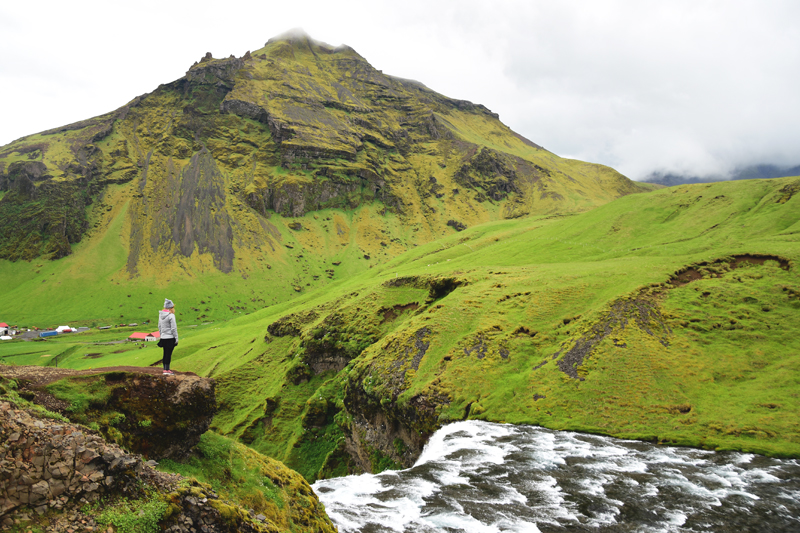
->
left=0, top=32, right=649, bottom=325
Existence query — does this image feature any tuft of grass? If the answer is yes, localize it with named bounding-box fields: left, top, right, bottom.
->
left=157, top=431, right=334, bottom=530
left=45, top=376, right=113, bottom=412
left=91, top=492, right=168, bottom=533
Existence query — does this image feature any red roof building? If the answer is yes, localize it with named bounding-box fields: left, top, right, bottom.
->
left=130, top=331, right=161, bottom=341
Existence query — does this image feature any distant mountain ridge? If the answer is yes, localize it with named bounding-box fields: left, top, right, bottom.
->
left=642, top=163, right=800, bottom=187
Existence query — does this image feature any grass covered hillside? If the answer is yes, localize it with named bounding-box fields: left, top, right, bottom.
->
left=8, top=176, right=798, bottom=481
left=0, top=31, right=651, bottom=324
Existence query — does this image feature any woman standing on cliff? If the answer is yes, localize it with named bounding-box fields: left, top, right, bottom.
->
left=158, top=299, right=179, bottom=375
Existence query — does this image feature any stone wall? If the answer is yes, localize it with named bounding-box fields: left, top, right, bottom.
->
left=0, top=401, right=147, bottom=518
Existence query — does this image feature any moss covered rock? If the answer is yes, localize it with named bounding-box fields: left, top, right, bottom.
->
left=6, top=366, right=216, bottom=460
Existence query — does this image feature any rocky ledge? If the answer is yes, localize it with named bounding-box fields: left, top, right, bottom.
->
left=3, top=366, right=216, bottom=460
left=0, top=369, right=337, bottom=532
left=0, top=401, right=278, bottom=532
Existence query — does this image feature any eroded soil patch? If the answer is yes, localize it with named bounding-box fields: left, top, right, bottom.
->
left=381, top=303, right=420, bottom=324
left=669, top=254, right=790, bottom=287
left=556, top=299, right=671, bottom=380
left=383, top=275, right=464, bottom=303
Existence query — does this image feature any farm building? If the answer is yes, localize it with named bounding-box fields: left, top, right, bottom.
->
left=129, top=331, right=161, bottom=342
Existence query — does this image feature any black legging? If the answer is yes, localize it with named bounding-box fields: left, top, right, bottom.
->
left=161, top=338, right=176, bottom=370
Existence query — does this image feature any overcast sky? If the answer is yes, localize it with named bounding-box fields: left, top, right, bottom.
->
left=1, top=0, right=798, bottom=180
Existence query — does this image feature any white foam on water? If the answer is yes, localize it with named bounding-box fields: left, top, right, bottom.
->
left=642, top=450, right=687, bottom=465
left=416, top=420, right=516, bottom=467
left=519, top=444, right=567, bottom=470
left=313, top=421, right=800, bottom=533
left=584, top=508, right=620, bottom=528
left=732, top=453, right=755, bottom=464
left=576, top=473, right=612, bottom=497
left=315, top=471, right=437, bottom=532
left=720, top=489, right=760, bottom=501
left=422, top=510, right=501, bottom=532
left=314, top=472, right=387, bottom=505
left=695, top=471, right=735, bottom=488
left=432, top=466, right=471, bottom=488
left=442, top=494, right=464, bottom=514
left=581, top=455, right=649, bottom=474
left=491, top=516, right=543, bottom=533
left=777, top=489, right=800, bottom=502
left=455, top=483, right=528, bottom=507
left=642, top=482, right=661, bottom=498
left=522, top=475, right=581, bottom=524
left=739, top=467, right=780, bottom=484
left=664, top=510, right=687, bottom=526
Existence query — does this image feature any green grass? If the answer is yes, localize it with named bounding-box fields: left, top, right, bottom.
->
left=159, top=432, right=288, bottom=513
left=0, top=33, right=650, bottom=327
left=0, top=375, right=69, bottom=423
left=220, top=178, right=790, bottom=461
left=0, top=323, right=219, bottom=370
left=45, top=375, right=114, bottom=412
left=91, top=492, right=168, bottom=533
left=158, top=431, right=333, bottom=531
left=0, top=372, right=334, bottom=532
left=193, top=176, right=799, bottom=467
left=5, top=175, right=800, bottom=478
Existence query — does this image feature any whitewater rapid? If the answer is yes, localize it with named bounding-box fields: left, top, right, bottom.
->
left=312, top=421, right=800, bottom=532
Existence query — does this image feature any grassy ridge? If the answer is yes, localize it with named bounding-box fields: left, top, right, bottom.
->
left=2, top=176, right=799, bottom=480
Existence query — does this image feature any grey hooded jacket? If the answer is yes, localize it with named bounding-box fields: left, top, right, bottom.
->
left=158, top=310, right=178, bottom=342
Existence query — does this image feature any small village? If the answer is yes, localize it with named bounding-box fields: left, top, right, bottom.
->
left=0, top=322, right=161, bottom=343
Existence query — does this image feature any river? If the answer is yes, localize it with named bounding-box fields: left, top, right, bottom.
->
left=312, top=421, right=800, bottom=532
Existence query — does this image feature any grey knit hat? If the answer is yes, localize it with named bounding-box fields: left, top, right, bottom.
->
left=164, top=298, right=175, bottom=309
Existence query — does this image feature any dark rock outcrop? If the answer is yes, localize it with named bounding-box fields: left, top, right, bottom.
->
left=0, top=400, right=153, bottom=517
left=0, top=369, right=336, bottom=532
left=95, top=371, right=217, bottom=459
left=555, top=298, right=671, bottom=380
left=343, top=384, right=447, bottom=472
left=341, top=326, right=447, bottom=471
left=8, top=367, right=216, bottom=460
